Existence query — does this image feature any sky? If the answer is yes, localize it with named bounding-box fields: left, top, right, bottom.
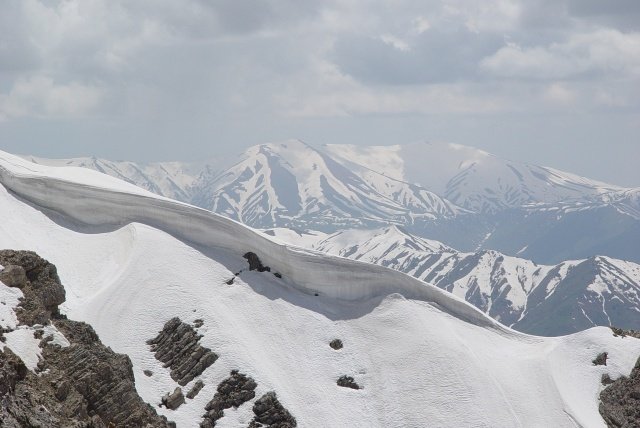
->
left=0, top=0, right=638, bottom=186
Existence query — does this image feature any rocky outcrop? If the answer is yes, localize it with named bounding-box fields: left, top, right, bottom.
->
left=248, top=391, right=297, bottom=427
left=187, top=380, right=205, bottom=399
left=0, top=250, right=65, bottom=325
left=162, top=387, right=185, bottom=410
left=201, top=370, right=257, bottom=427
left=0, top=249, right=173, bottom=427
left=243, top=252, right=271, bottom=272
left=611, top=327, right=640, bottom=339
left=0, top=265, right=27, bottom=288
left=329, top=339, right=343, bottom=350
left=593, top=352, right=608, bottom=366
left=147, top=317, right=218, bottom=386
left=337, top=375, right=360, bottom=390
left=600, top=356, right=640, bottom=427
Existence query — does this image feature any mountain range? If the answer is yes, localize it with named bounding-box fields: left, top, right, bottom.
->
left=2, top=149, right=640, bottom=427
left=265, top=226, right=640, bottom=336
left=24, top=140, right=640, bottom=264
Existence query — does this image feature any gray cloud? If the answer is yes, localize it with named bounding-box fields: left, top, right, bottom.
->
left=0, top=0, right=638, bottom=186
left=332, top=30, right=501, bottom=85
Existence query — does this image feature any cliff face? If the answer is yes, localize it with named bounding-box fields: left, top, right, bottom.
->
left=0, top=250, right=174, bottom=428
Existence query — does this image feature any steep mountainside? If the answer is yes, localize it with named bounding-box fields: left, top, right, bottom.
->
left=325, top=141, right=622, bottom=213
left=191, top=140, right=460, bottom=229
left=1, top=149, right=639, bottom=427
left=266, top=226, right=640, bottom=335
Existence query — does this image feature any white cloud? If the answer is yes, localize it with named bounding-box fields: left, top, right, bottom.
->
left=379, top=34, right=411, bottom=52
left=481, top=29, right=640, bottom=79
left=0, top=76, right=104, bottom=120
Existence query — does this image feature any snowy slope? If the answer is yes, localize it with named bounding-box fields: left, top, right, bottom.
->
left=325, top=141, right=623, bottom=213
left=0, top=150, right=639, bottom=427
left=23, top=155, right=204, bottom=203
left=269, top=226, right=640, bottom=335
left=191, top=140, right=460, bottom=229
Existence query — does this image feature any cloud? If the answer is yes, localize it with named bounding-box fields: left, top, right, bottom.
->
left=481, top=29, right=640, bottom=80
left=332, top=29, right=501, bottom=85
left=0, top=76, right=104, bottom=120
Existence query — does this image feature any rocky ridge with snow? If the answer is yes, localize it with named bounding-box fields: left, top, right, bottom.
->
left=0, top=250, right=173, bottom=427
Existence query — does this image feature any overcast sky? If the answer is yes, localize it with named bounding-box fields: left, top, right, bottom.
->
left=0, top=0, right=638, bottom=186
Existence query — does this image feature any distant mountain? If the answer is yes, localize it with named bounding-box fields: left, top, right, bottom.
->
left=23, top=140, right=640, bottom=263
left=265, top=226, right=640, bottom=336
left=23, top=155, right=202, bottom=203
left=191, top=140, right=460, bottom=229
left=325, top=141, right=622, bottom=213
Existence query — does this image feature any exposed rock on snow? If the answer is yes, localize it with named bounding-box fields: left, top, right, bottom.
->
left=594, top=352, right=608, bottom=366
left=599, top=355, right=640, bottom=428
left=0, top=250, right=173, bottom=427
left=249, top=391, right=297, bottom=427
left=244, top=252, right=271, bottom=272
left=201, top=369, right=257, bottom=427
left=337, top=375, right=361, bottom=390
left=187, top=379, right=204, bottom=399
left=0, top=250, right=65, bottom=326
left=147, top=317, right=218, bottom=386
left=162, top=387, right=185, bottom=410
left=612, top=327, right=640, bottom=339
left=0, top=265, right=27, bottom=288
left=329, top=339, right=343, bottom=350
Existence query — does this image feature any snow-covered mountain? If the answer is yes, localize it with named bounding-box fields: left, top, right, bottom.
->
left=265, top=226, right=640, bottom=336
left=325, top=141, right=623, bottom=213
left=23, top=140, right=640, bottom=263
left=191, top=140, right=461, bottom=229
left=1, top=149, right=639, bottom=427
left=22, top=155, right=204, bottom=203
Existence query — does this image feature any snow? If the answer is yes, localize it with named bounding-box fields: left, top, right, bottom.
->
left=4, top=326, right=42, bottom=371
left=0, top=150, right=639, bottom=427
left=0, top=279, right=23, bottom=330
left=324, top=141, right=623, bottom=212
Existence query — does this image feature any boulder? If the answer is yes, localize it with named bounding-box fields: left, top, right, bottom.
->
left=162, top=387, right=185, bottom=410
left=0, top=265, right=28, bottom=288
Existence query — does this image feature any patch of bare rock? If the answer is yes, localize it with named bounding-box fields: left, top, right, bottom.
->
left=0, top=249, right=174, bottom=427
left=599, top=356, right=640, bottom=427
left=147, top=317, right=218, bottom=386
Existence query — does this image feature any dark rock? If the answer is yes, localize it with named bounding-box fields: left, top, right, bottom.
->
left=194, top=319, right=205, bottom=328
left=143, top=369, right=153, bottom=377
left=611, top=326, right=640, bottom=339
left=148, top=317, right=218, bottom=386
left=201, top=370, right=257, bottom=426
left=226, top=277, right=235, bottom=285
left=593, top=352, right=608, bottom=366
left=54, top=380, right=71, bottom=401
left=187, top=379, right=205, bottom=399
left=274, top=273, right=282, bottom=279
left=601, top=374, right=615, bottom=386
left=162, top=387, right=185, bottom=410
left=0, top=265, right=28, bottom=288
left=337, top=375, right=360, bottom=390
left=243, top=252, right=271, bottom=272
left=329, top=339, right=343, bottom=350
left=248, top=391, right=297, bottom=427
left=600, top=356, right=640, bottom=427
left=0, top=250, right=66, bottom=326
